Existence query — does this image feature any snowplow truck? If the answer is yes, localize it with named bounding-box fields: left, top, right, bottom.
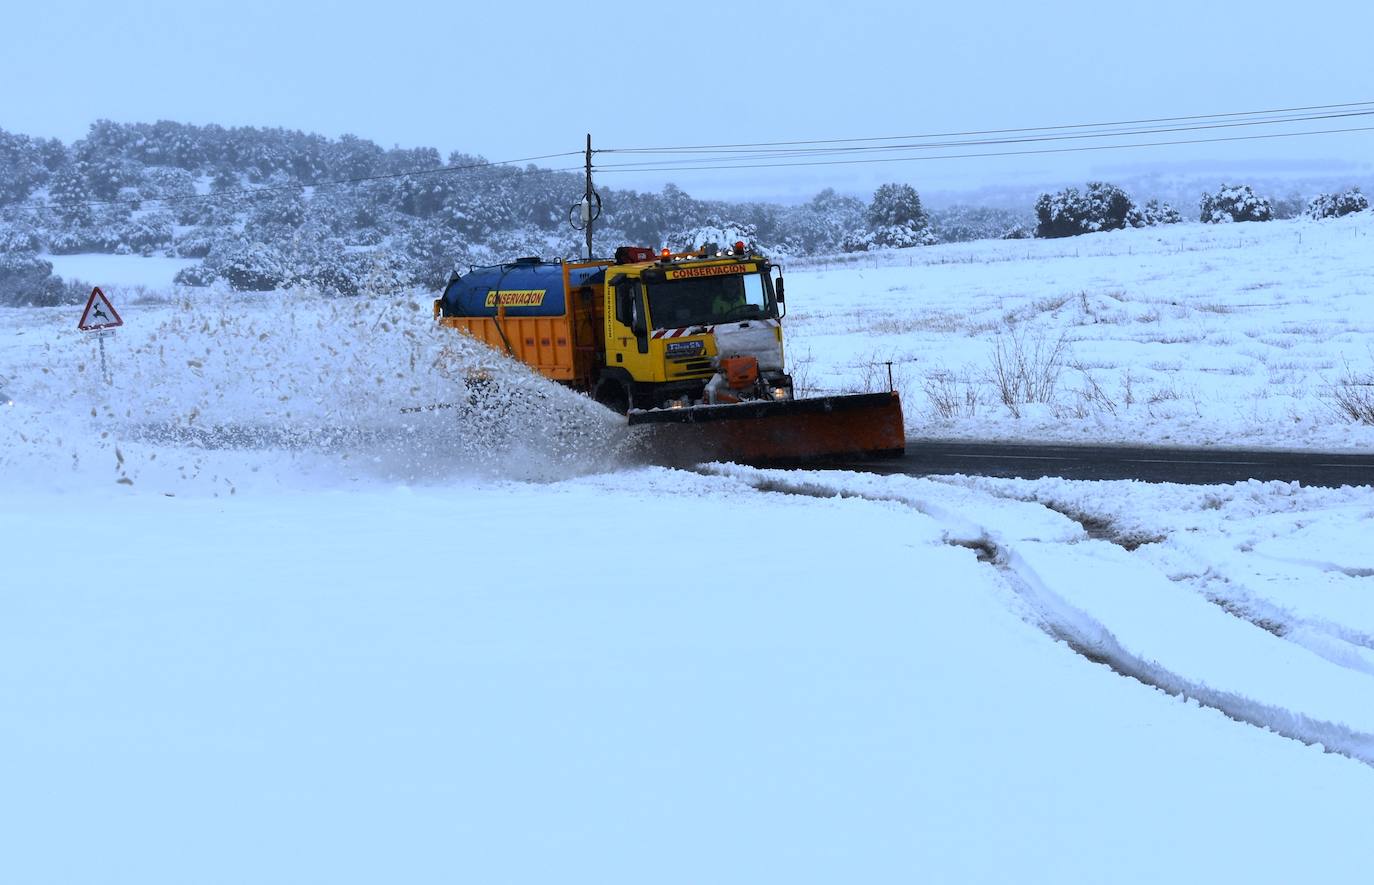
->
left=434, top=244, right=904, bottom=464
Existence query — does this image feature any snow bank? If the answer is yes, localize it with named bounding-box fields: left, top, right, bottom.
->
left=1, top=292, right=637, bottom=493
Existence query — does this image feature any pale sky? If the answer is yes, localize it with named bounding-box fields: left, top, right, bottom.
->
left=4, top=0, right=1371, bottom=201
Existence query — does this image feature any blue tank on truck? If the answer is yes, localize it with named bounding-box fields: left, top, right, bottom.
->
left=440, top=256, right=606, bottom=318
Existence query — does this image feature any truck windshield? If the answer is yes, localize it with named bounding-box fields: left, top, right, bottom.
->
left=645, top=271, right=774, bottom=330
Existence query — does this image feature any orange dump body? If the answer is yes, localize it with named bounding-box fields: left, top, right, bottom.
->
left=439, top=315, right=578, bottom=380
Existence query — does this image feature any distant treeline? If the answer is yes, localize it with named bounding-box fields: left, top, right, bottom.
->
left=3, top=121, right=1363, bottom=306
left=0, top=121, right=1038, bottom=303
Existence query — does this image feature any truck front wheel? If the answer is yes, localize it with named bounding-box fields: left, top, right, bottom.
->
left=593, top=378, right=630, bottom=415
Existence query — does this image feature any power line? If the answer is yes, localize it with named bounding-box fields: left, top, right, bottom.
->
left=593, top=125, right=1374, bottom=174
left=594, top=109, right=1374, bottom=166
left=599, top=100, right=1374, bottom=154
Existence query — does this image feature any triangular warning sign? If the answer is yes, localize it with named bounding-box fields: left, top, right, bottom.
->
left=78, top=287, right=123, bottom=331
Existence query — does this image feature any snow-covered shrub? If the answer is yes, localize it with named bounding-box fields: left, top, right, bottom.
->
left=1034, top=188, right=1086, bottom=238
left=0, top=220, right=41, bottom=252
left=173, top=263, right=218, bottom=287
left=299, top=247, right=371, bottom=296
left=1035, top=182, right=1137, bottom=238
left=1138, top=199, right=1183, bottom=226
left=296, top=247, right=415, bottom=297
left=929, top=205, right=1031, bottom=243
left=840, top=229, right=875, bottom=252
left=117, top=211, right=175, bottom=251
left=0, top=252, right=55, bottom=306
left=840, top=222, right=938, bottom=252
left=1306, top=187, right=1368, bottom=220
left=1199, top=184, right=1273, bottom=223
left=989, top=329, right=1069, bottom=418
left=46, top=228, right=97, bottom=254
left=669, top=222, right=763, bottom=254
left=245, top=188, right=307, bottom=231
left=1326, top=369, right=1374, bottom=424
left=142, top=166, right=197, bottom=201
left=216, top=242, right=292, bottom=291
left=872, top=223, right=939, bottom=248
left=0, top=252, right=85, bottom=307
left=172, top=225, right=221, bottom=258
left=1083, top=182, right=1134, bottom=231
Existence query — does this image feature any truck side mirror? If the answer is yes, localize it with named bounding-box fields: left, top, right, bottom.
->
left=775, top=276, right=785, bottom=302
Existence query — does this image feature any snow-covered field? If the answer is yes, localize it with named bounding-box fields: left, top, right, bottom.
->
left=4, top=216, right=1374, bottom=883
left=43, top=252, right=200, bottom=290
left=789, top=212, right=1374, bottom=450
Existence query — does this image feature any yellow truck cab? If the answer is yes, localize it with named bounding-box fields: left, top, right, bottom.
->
left=598, top=245, right=789, bottom=412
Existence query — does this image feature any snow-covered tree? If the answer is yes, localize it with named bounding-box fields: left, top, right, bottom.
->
left=781, top=188, right=866, bottom=254
left=867, top=183, right=926, bottom=228
left=843, top=183, right=936, bottom=250
left=0, top=129, right=53, bottom=205
left=47, top=163, right=96, bottom=227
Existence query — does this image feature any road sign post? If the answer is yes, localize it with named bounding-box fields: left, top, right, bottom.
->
left=78, top=287, right=123, bottom=385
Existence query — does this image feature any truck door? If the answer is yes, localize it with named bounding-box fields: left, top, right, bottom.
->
left=608, top=277, right=651, bottom=371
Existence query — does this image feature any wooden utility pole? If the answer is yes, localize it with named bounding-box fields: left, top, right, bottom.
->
left=583, top=133, right=594, bottom=259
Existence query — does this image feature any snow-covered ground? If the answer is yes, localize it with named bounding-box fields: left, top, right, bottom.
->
left=43, top=252, right=200, bottom=290
left=4, top=216, right=1374, bottom=883
left=788, top=212, right=1374, bottom=450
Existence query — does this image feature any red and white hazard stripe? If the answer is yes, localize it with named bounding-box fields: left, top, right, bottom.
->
left=650, top=318, right=779, bottom=340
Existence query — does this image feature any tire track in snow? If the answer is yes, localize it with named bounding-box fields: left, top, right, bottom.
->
left=710, top=466, right=1374, bottom=767
left=936, top=483, right=1374, bottom=677
left=1001, top=544, right=1374, bottom=766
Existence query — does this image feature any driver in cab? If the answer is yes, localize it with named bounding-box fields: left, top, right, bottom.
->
left=711, top=282, right=746, bottom=321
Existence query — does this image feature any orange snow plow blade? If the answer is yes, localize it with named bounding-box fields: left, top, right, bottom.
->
left=629, top=392, right=905, bottom=466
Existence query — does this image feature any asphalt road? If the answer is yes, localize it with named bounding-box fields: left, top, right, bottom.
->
left=824, top=440, right=1374, bottom=488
